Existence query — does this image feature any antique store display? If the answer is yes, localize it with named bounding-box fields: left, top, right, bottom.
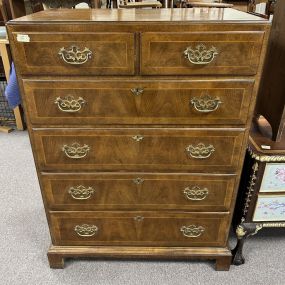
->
left=7, top=8, right=270, bottom=270
left=232, top=119, right=285, bottom=265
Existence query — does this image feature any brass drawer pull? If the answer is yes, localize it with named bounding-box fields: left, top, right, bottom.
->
left=183, top=186, right=209, bottom=201
left=134, top=216, right=144, bottom=222
left=180, top=225, right=205, bottom=238
left=54, top=96, right=86, bottom=113
left=58, top=45, right=92, bottom=65
left=186, top=143, right=215, bottom=159
left=62, top=142, right=90, bottom=159
left=131, top=88, right=144, bottom=96
left=133, top=177, right=144, bottom=185
left=183, top=44, right=218, bottom=65
left=68, top=185, right=95, bottom=200
left=191, top=94, right=222, bottom=113
left=132, top=135, right=144, bottom=142
left=74, top=224, right=98, bottom=237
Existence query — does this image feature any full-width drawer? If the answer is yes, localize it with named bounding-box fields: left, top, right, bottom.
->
left=11, top=32, right=135, bottom=75
left=24, top=79, right=254, bottom=126
left=49, top=211, right=229, bottom=246
left=33, top=128, right=245, bottom=172
left=41, top=173, right=237, bottom=211
left=141, top=32, right=264, bottom=75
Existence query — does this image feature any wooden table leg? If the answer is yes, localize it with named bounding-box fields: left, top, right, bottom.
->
left=0, top=39, right=13, bottom=132
left=13, top=105, right=24, bottom=130
left=0, top=40, right=11, bottom=80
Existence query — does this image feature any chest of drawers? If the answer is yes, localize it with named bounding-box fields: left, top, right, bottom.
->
left=7, top=8, right=270, bottom=271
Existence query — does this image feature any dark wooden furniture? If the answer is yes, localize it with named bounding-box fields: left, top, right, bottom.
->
left=29, top=0, right=100, bottom=9
left=118, top=0, right=162, bottom=9
left=255, top=0, right=284, bottom=141
left=183, top=1, right=233, bottom=8
left=189, top=2, right=233, bottom=7
left=248, top=0, right=276, bottom=18
left=0, top=0, right=9, bottom=23
left=7, top=0, right=26, bottom=19
left=7, top=8, right=270, bottom=271
left=232, top=118, right=285, bottom=265
left=6, top=0, right=101, bottom=16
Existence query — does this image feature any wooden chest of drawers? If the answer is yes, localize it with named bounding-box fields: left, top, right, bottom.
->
left=7, top=8, right=270, bottom=271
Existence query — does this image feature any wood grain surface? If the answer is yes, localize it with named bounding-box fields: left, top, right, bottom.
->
left=7, top=8, right=271, bottom=270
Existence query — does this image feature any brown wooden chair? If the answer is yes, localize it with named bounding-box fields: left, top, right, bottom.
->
left=5, top=0, right=26, bottom=19
left=248, top=0, right=276, bottom=19
left=6, top=0, right=102, bottom=14
left=178, top=0, right=233, bottom=8
left=118, top=0, right=162, bottom=8
left=28, top=0, right=101, bottom=10
left=0, top=0, right=24, bottom=132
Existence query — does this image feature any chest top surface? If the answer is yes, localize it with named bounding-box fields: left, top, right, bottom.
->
left=9, top=8, right=269, bottom=24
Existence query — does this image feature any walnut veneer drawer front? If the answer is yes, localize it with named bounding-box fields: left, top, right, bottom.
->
left=141, top=32, right=264, bottom=75
left=41, top=173, right=236, bottom=211
left=24, top=79, right=254, bottom=126
left=33, top=129, right=244, bottom=172
left=49, top=211, right=229, bottom=246
left=12, top=32, right=135, bottom=75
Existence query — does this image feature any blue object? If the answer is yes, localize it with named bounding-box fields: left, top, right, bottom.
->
left=5, top=62, right=21, bottom=109
left=0, top=26, right=7, bottom=39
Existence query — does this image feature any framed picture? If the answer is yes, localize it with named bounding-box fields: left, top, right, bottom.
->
left=260, top=163, right=285, bottom=192
left=253, top=195, right=285, bottom=221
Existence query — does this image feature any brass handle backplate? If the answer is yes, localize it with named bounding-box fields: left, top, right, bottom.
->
left=191, top=94, right=222, bottom=113
left=62, top=142, right=90, bottom=159
left=74, top=224, right=98, bottom=237
left=68, top=185, right=95, bottom=200
left=132, top=135, right=144, bottom=142
left=58, top=45, right=92, bottom=65
left=54, top=96, right=86, bottom=113
left=183, top=186, right=209, bottom=201
left=186, top=143, right=215, bottom=159
left=133, top=177, right=144, bottom=185
left=134, top=216, right=144, bottom=222
left=183, top=44, right=218, bottom=65
left=180, top=225, right=205, bottom=238
left=131, top=88, right=144, bottom=96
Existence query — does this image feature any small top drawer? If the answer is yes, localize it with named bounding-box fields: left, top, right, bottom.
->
left=11, top=32, right=135, bottom=75
left=141, top=32, right=265, bottom=76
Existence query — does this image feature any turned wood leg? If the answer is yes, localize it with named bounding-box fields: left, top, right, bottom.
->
left=232, top=223, right=263, bottom=266
left=215, top=256, right=232, bottom=271
left=47, top=253, right=65, bottom=269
